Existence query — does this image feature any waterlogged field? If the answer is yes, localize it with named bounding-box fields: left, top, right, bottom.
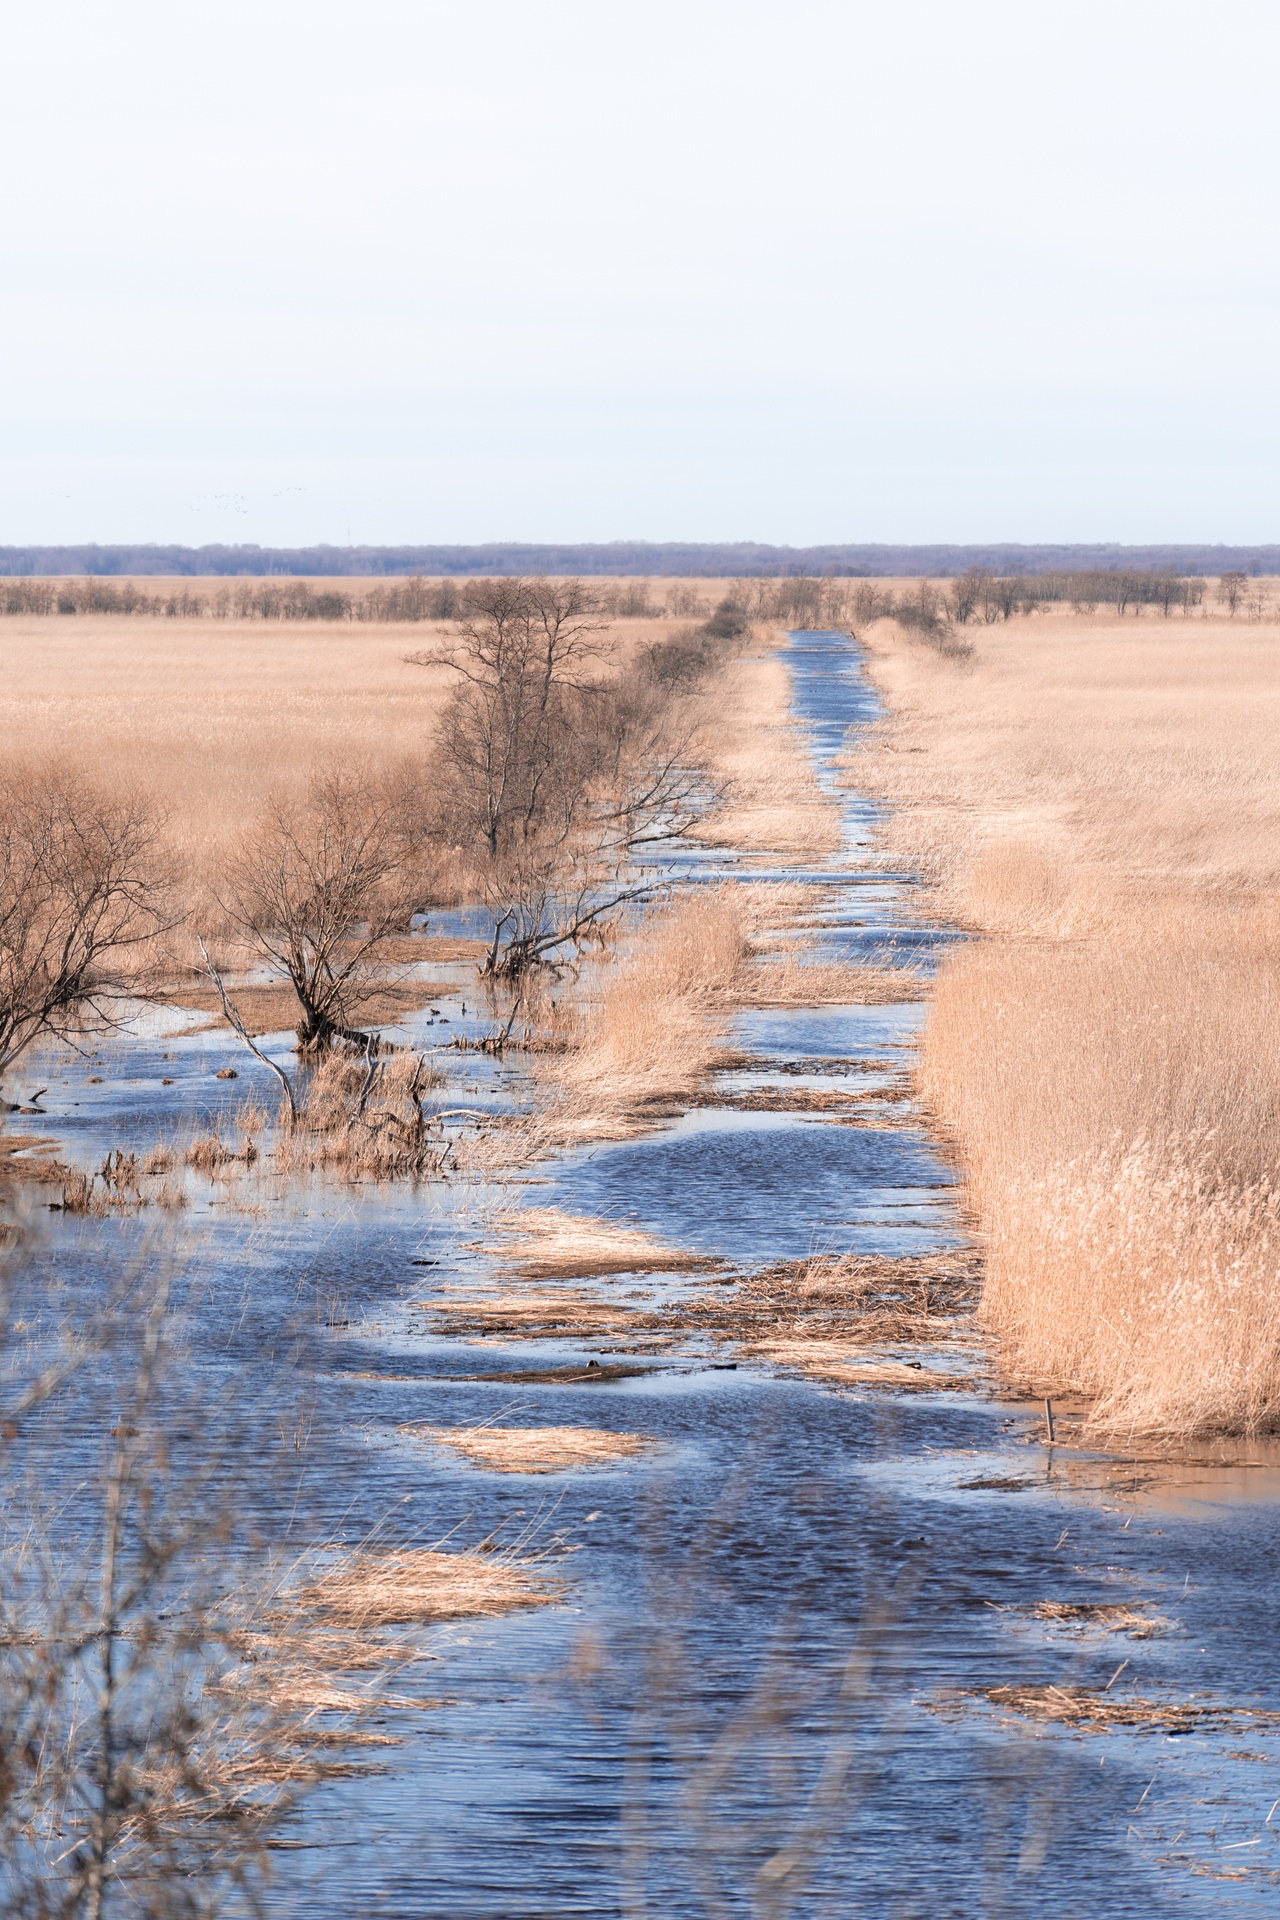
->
left=4, top=621, right=1280, bottom=1913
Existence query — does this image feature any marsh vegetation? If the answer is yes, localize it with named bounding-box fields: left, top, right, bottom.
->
left=6, top=572, right=1280, bottom=1909
left=857, top=589, right=1280, bottom=1436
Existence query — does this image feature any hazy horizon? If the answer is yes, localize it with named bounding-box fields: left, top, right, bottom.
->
left=3, top=1, right=1277, bottom=546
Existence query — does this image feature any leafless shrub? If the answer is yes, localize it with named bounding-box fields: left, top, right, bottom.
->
left=213, top=768, right=422, bottom=1054
left=663, top=584, right=711, bottom=618
left=883, top=582, right=973, bottom=660
left=422, top=577, right=721, bottom=978
left=0, top=766, right=168, bottom=1082
left=425, top=576, right=610, bottom=864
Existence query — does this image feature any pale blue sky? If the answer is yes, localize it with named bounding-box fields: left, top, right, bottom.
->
left=1, top=0, right=1277, bottom=545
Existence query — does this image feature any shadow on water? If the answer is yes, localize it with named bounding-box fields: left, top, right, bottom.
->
left=6, top=633, right=1280, bottom=1914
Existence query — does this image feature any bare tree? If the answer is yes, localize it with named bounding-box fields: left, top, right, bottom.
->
left=949, top=568, right=988, bottom=625
left=421, top=579, right=721, bottom=978
left=216, top=768, right=419, bottom=1052
left=1219, top=569, right=1248, bottom=615
left=424, top=576, right=609, bottom=862
left=0, top=767, right=166, bottom=1083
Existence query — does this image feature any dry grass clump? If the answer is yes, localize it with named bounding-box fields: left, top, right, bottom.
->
left=702, top=655, right=843, bottom=857
left=402, top=1422, right=655, bottom=1474
left=56, top=1147, right=193, bottom=1215
left=229, top=1051, right=449, bottom=1180
left=291, top=1546, right=561, bottom=1628
left=858, top=612, right=1280, bottom=1437
left=972, top=1684, right=1280, bottom=1735
left=1028, top=1601, right=1171, bottom=1637
left=540, top=890, right=751, bottom=1140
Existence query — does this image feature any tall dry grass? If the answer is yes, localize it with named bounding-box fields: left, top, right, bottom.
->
left=703, top=654, right=843, bottom=857
left=547, top=889, right=751, bottom=1139
left=857, top=608, right=1280, bottom=1436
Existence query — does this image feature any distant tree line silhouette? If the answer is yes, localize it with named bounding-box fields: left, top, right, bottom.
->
left=1, top=542, right=1279, bottom=579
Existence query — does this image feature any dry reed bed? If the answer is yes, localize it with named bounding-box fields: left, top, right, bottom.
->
left=0, top=603, right=703, bottom=890
left=856, top=612, right=1280, bottom=1437
left=702, top=654, right=844, bottom=857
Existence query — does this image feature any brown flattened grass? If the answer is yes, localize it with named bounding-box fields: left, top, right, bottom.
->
left=290, top=1546, right=561, bottom=1628
left=740, top=954, right=923, bottom=1007
left=479, top=1205, right=716, bottom=1279
left=401, top=1422, right=655, bottom=1474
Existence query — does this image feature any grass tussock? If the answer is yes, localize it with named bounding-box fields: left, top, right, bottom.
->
left=1027, top=1601, right=1171, bottom=1637
left=402, top=1422, right=655, bottom=1474
left=290, top=1545, right=561, bottom=1628
left=532, top=890, right=751, bottom=1142
left=275, top=1050, right=446, bottom=1178
left=859, top=611, right=1280, bottom=1437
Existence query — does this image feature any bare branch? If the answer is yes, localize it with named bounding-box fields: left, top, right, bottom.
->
left=195, top=935, right=299, bottom=1122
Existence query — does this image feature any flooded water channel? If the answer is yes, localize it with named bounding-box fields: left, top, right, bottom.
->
left=10, top=633, right=1280, bottom=1915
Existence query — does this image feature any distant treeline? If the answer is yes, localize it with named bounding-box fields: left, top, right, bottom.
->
left=3, top=541, right=1280, bottom=579
left=891, top=568, right=1209, bottom=625
left=0, top=574, right=884, bottom=627
left=0, top=570, right=1259, bottom=627
left=0, top=576, right=463, bottom=621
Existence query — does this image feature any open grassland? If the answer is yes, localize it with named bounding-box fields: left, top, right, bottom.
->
left=0, top=602, right=632, bottom=884
left=856, top=603, right=1280, bottom=1436
left=0, top=579, right=829, bottom=894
